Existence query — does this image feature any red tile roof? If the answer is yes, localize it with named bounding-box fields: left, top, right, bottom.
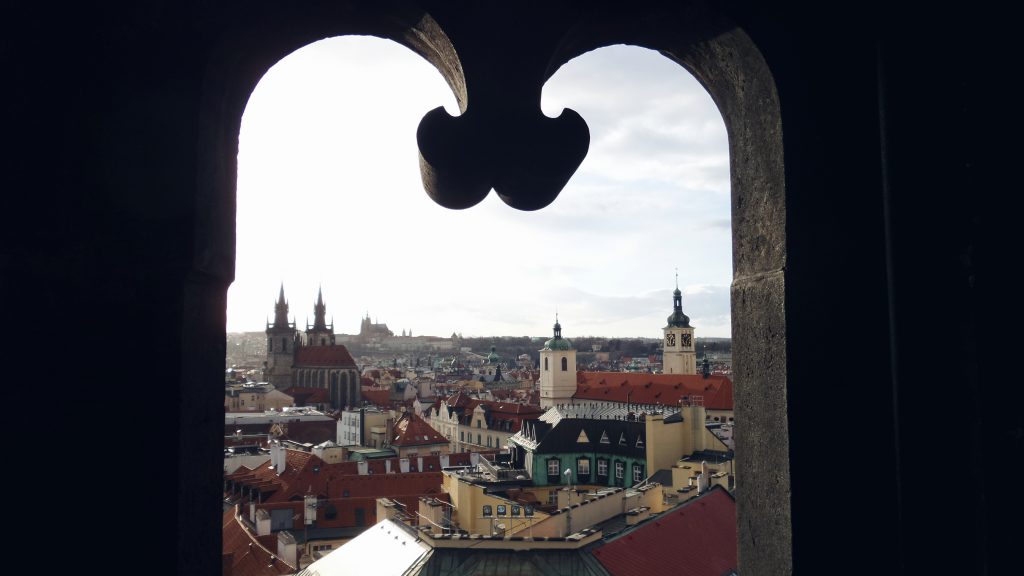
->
left=225, top=420, right=336, bottom=447
left=360, top=388, right=392, bottom=408
left=391, top=412, right=448, bottom=447
left=281, top=386, right=330, bottom=406
left=593, top=487, right=737, bottom=576
left=575, top=372, right=734, bottom=410
left=222, top=508, right=294, bottom=576
left=294, top=345, right=356, bottom=367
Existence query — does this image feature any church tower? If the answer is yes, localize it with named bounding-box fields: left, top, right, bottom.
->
left=305, top=286, right=335, bottom=346
left=539, top=315, right=577, bottom=408
left=265, top=284, right=297, bottom=386
left=663, top=276, right=696, bottom=375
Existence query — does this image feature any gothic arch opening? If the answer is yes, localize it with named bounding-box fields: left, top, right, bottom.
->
left=195, top=5, right=786, bottom=573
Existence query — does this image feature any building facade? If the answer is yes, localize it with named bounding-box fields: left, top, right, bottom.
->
left=262, top=286, right=360, bottom=410
left=538, top=316, right=577, bottom=408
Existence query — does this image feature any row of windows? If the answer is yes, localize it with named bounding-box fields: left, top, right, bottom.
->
left=458, top=430, right=502, bottom=447
left=543, top=357, right=570, bottom=371
left=546, top=458, right=643, bottom=483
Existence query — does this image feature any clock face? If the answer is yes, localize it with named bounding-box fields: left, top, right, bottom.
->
left=681, top=333, right=692, bottom=348
left=665, top=333, right=676, bottom=347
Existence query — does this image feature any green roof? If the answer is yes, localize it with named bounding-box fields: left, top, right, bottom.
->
left=543, top=337, right=573, bottom=351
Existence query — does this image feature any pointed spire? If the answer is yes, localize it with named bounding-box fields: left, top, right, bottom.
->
left=271, top=284, right=290, bottom=328
left=310, top=286, right=328, bottom=331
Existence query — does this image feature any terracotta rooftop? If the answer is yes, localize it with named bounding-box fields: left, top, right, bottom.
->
left=281, top=386, right=330, bottom=406
left=391, top=412, right=449, bottom=447
left=294, top=345, right=356, bottom=367
left=222, top=508, right=294, bottom=576
left=592, top=486, right=737, bottom=576
left=360, top=388, right=393, bottom=408
left=575, top=372, right=734, bottom=411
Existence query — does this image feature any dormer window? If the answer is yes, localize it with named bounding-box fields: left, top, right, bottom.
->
left=599, top=431, right=610, bottom=444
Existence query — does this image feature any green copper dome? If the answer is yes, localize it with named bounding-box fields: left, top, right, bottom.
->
left=542, top=318, right=573, bottom=350
left=486, top=346, right=500, bottom=363
left=543, top=336, right=573, bottom=351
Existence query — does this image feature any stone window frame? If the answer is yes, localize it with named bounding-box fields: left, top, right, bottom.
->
left=194, top=5, right=788, bottom=572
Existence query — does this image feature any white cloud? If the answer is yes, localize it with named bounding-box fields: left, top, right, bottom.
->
left=229, top=39, right=732, bottom=338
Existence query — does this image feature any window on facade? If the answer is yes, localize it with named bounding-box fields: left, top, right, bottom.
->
left=477, top=433, right=481, bottom=445
left=487, top=436, right=492, bottom=447
left=547, top=459, right=560, bottom=476
left=460, top=431, right=464, bottom=441
left=615, top=461, right=624, bottom=479
left=482, top=505, right=492, bottom=517
left=544, top=357, right=548, bottom=371
left=633, top=464, right=644, bottom=483
left=577, top=458, right=590, bottom=476
left=597, top=459, right=608, bottom=476
left=561, top=357, right=567, bottom=371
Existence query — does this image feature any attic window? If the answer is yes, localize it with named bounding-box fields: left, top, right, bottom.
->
left=636, top=436, right=644, bottom=448
left=619, top=432, right=627, bottom=446
left=599, top=431, right=610, bottom=444
left=577, top=429, right=590, bottom=443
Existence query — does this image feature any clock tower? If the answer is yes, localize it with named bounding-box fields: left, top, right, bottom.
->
left=663, top=279, right=696, bottom=375
left=539, top=315, right=577, bottom=408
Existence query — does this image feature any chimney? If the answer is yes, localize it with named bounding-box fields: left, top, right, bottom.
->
left=385, top=417, right=395, bottom=447
left=275, top=443, right=287, bottom=474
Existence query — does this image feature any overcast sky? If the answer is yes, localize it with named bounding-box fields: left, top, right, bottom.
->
left=228, top=37, right=731, bottom=339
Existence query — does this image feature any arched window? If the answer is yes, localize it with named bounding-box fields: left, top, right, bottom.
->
left=561, top=357, right=568, bottom=371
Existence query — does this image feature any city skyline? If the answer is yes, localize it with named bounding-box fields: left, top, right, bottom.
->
left=228, top=37, right=732, bottom=338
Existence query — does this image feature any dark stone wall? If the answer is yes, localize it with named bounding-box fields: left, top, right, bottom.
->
left=2, top=1, right=1018, bottom=574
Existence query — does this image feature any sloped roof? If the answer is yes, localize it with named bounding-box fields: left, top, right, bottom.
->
left=575, top=372, right=734, bottom=411
left=391, top=412, right=448, bottom=447
left=533, top=418, right=646, bottom=458
left=227, top=450, right=481, bottom=504
left=297, top=519, right=431, bottom=576
left=360, top=389, right=392, bottom=408
left=591, top=486, right=737, bottom=576
left=281, top=386, right=330, bottom=406
left=222, top=509, right=294, bottom=576
left=294, top=345, right=356, bottom=367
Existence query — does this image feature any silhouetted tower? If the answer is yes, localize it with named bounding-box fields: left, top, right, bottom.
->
left=305, top=286, right=335, bottom=346
left=265, top=284, right=297, bottom=386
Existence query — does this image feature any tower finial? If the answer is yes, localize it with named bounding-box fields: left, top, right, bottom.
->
left=675, top=267, right=678, bottom=290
